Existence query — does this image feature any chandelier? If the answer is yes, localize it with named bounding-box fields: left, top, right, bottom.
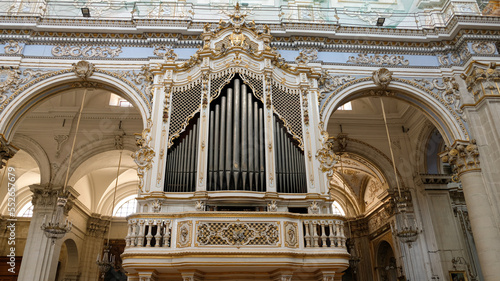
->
left=41, top=194, right=72, bottom=243
left=393, top=196, right=421, bottom=245
left=96, top=245, right=115, bottom=279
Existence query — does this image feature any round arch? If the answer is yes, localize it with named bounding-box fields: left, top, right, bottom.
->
left=0, top=71, right=150, bottom=141
left=321, top=79, right=468, bottom=145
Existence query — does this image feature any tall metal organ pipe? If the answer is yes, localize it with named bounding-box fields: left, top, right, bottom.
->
left=207, top=77, right=266, bottom=191
left=164, top=116, right=200, bottom=192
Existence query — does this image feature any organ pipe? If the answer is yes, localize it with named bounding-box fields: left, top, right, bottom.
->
left=164, top=116, right=199, bottom=192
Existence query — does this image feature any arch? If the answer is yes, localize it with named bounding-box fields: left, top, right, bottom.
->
left=321, top=79, right=468, bottom=145
left=59, top=238, right=80, bottom=280
left=52, top=138, right=137, bottom=188
left=0, top=71, right=150, bottom=141
left=376, top=240, right=398, bottom=281
left=97, top=181, right=138, bottom=216
left=11, top=134, right=51, bottom=183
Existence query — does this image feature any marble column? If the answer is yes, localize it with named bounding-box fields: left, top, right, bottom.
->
left=79, top=214, right=109, bottom=281
left=17, top=184, right=76, bottom=281
left=441, top=140, right=500, bottom=281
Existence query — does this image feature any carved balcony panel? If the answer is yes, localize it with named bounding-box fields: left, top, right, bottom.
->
left=122, top=212, right=349, bottom=280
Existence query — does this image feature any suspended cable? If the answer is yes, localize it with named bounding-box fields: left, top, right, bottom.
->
left=107, top=150, right=123, bottom=245
left=380, top=98, right=401, bottom=198
left=62, top=89, right=87, bottom=194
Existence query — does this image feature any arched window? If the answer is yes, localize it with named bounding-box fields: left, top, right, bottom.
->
left=113, top=195, right=137, bottom=217
left=332, top=201, right=346, bottom=216
left=18, top=202, right=34, bottom=217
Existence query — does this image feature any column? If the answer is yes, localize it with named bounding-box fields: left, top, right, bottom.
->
left=440, top=140, right=500, bottom=281
left=79, top=215, right=109, bottom=281
left=17, top=184, right=76, bottom=281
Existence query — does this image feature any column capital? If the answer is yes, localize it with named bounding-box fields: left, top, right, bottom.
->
left=461, top=62, right=500, bottom=104
left=0, top=135, right=18, bottom=169
left=440, top=139, right=480, bottom=177
left=29, top=184, right=78, bottom=214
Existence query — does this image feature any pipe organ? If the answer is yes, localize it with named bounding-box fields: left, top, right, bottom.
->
left=273, top=116, right=307, bottom=193
left=164, top=116, right=199, bottom=192
left=164, top=76, right=307, bottom=193
left=207, top=77, right=266, bottom=191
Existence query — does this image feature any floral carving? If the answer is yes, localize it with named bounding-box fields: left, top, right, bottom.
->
left=414, top=77, right=463, bottom=114
left=177, top=221, right=192, bottom=248
left=318, top=70, right=355, bottom=100
left=52, top=45, right=122, bottom=58
left=132, top=119, right=155, bottom=191
left=4, top=40, right=23, bottom=55
left=347, top=54, right=409, bottom=66
left=154, top=46, right=178, bottom=61
left=120, top=65, right=154, bottom=102
left=295, top=49, right=318, bottom=65
left=316, top=136, right=339, bottom=177
left=0, top=67, right=50, bottom=106
left=284, top=222, right=298, bottom=248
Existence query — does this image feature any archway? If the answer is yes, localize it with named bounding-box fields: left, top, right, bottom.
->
left=56, top=239, right=79, bottom=281
left=376, top=241, right=398, bottom=281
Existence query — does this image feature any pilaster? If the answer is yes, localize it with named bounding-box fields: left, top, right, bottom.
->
left=79, top=214, right=109, bottom=281
left=17, top=184, right=77, bottom=281
left=440, top=140, right=500, bottom=281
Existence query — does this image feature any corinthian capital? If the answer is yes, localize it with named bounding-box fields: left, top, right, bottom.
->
left=440, top=140, right=480, bottom=177
left=461, top=62, right=500, bottom=102
left=0, top=135, right=18, bottom=169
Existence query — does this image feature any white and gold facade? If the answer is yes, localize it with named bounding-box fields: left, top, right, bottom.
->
left=0, top=0, right=500, bottom=281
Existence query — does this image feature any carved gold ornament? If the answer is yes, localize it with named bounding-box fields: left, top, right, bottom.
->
left=348, top=54, right=409, bottom=66
left=440, top=139, right=480, bottom=179
left=471, top=42, right=496, bottom=55
left=0, top=68, right=19, bottom=101
left=52, top=45, right=122, bottom=58
left=196, top=221, right=280, bottom=246
left=372, top=68, right=393, bottom=89
left=4, top=40, right=23, bottom=55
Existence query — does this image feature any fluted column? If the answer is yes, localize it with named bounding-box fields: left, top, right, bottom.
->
left=440, top=140, right=500, bottom=281
left=17, top=184, right=77, bottom=281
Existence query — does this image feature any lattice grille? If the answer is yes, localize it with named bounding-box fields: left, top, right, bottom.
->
left=240, top=72, right=264, bottom=101
left=210, top=72, right=235, bottom=100
left=168, top=82, right=202, bottom=146
left=272, top=83, right=303, bottom=149
left=196, top=221, right=280, bottom=246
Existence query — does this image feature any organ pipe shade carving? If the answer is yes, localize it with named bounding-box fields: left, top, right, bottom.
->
left=274, top=116, right=307, bottom=193
left=164, top=115, right=199, bottom=192
left=207, top=76, right=266, bottom=191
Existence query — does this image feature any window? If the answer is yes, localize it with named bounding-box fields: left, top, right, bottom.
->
left=332, top=201, right=346, bottom=216
left=109, top=93, right=133, bottom=107
left=114, top=195, right=137, bottom=217
left=337, top=101, right=352, bottom=111
left=18, top=202, right=34, bottom=217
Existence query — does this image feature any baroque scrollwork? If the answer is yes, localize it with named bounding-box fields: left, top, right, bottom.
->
left=471, top=42, right=496, bottom=55
left=372, top=68, right=393, bottom=89
left=120, top=65, right=154, bottom=102
left=4, top=40, right=23, bottom=55
left=317, top=70, right=356, bottom=100
left=437, top=52, right=467, bottom=66
left=177, top=221, right=193, bottom=248
left=414, top=77, right=463, bottom=114
left=295, top=49, right=318, bottom=65
left=0, top=67, right=50, bottom=105
left=132, top=119, right=155, bottom=191
left=52, top=45, right=122, bottom=58
left=154, top=45, right=178, bottom=61
left=284, top=222, right=298, bottom=248
left=196, top=221, right=280, bottom=246
left=460, top=62, right=500, bottom=102
left=347, top=54, right=409, bottom=66
left=316, top=127, right=339, bottom=177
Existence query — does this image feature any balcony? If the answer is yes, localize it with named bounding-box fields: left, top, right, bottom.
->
left=122, top=212, right=349, bottom=281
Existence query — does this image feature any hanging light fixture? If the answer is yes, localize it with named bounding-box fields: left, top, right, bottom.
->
left=41, top=89, right=88, bottom=243
left=97, top=147, right=123, bottom=278
left=380, top=98, right=421, bottom=245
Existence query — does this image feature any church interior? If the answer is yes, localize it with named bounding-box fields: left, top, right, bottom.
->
left=0, top=0, right=500, bottom=280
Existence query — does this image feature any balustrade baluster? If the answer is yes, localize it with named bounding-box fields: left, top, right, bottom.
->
left=155, top=220, right=162, bottom=247
left=320, top=220, right=327, bottom=247
left=138, top=220, right=145, bottom=247
left=163, top=221, right=171, bottom=247
left=131, top=221, right=138, bottom=247
left=146, top=220, right=153, bottom=247
left=328, top=221, right=335, bottom=247
left=304, top=221, right=311, bottom=247
left=312, top=221, right=319, bottom=247
left=125, top=221, right=132, bottom=247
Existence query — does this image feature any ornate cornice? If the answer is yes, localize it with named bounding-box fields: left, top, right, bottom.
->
left=440, top=139, right=480, bottom=178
